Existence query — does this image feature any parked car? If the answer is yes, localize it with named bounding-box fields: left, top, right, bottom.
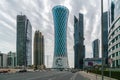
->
left=71, top=69, right=78, bottom=73
left=18, top=69, right=27, bottom=72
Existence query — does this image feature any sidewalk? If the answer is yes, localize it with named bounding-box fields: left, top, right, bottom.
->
left=79, top=71, right=117, bottom=80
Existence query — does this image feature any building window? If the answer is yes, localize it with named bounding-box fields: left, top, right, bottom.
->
left=116, top=44, right=118, bottom=48
left=116, top=52, right=118, bottom=56
left=116, top=60, right=119, bottom=67
left=112, top=53, right=115, bottom=57
left=116, top=36, right=118, bottom=40
left=112, top=39, right=115, bottom=43
left=119, top=43, right=120, bottom=47
left=119, top=34, right=120, bottom=38
left=112, top=46, right=115, bottom=50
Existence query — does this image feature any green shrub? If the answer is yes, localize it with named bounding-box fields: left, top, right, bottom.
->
left=88, top=70, right=120, bottom=80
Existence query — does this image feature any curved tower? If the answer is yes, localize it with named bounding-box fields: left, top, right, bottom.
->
left=52, top=5, right=69, bottom=69
left=108, top=0, right=120, bottom=67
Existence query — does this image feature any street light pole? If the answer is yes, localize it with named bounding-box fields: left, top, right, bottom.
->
left=46, top=55, right=49, bottom=68
left=101, top=0, right=104, bottom=80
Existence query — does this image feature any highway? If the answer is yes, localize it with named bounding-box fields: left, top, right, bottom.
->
left=0, top=70, right=89, bottom=80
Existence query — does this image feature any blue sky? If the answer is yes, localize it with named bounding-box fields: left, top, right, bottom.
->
left=0, top=0, right=108, bottom=67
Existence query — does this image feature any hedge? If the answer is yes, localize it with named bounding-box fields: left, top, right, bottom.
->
left=88, top=70, right=120, bottom=80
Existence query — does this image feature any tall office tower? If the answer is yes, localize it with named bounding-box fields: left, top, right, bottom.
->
left=34, top=31, right=44, bottom=68
left=92, top=39, right=100, bottom=58
left=17, top=15, right=32, bottom=66
left=52, top=5, right=69, bottom=69
left=108, top=0, right=120, bottom=68
left=110, top=1, right=115, bottom=23
left=7, top=51, right=17, bottom=68
left=108, top=0, right=115, bottom=27
left=74, top=13, right=85, bottom=69
left=102, top=12, right=108, bottom=65
left=0, top=52, right=7, bottom=67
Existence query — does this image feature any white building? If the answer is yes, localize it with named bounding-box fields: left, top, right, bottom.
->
left=7, top=51, right=17, bottom=68
left=0, top=52, right=7, bottom=67
left=83, top=58, right=102, bottom=69
left=108, top=0, right=120, bottom=68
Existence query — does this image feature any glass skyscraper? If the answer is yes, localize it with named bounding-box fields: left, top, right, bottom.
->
left=17, top=15, right=32, bottom=66
left=52, top=5, right=69, bottom=69
left=74, top=13, right=85, bottom=69
left=102, top=12, right=108, bottom=64
left=92, top=39, right=100, bottom=58
left=34, top=31, right=44, bottom=69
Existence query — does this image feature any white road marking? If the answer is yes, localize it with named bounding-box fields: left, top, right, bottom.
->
left=70, top=72, right=78, bottom=80
left=48, top=77, right=56, bottom=80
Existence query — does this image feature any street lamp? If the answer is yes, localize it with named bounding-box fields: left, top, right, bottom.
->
left=101, top=0, right=104, bottom=80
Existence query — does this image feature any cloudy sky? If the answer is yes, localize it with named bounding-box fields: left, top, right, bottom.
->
left=0, top=0, right=108, bottom=68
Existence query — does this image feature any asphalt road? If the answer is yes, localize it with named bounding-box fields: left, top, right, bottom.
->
left=0, top=71, right=89, bottom=80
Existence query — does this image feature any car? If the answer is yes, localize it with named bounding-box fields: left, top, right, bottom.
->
left=18, top=69, right=27, bottom=72
left=71, top=69, right=78, bottom=73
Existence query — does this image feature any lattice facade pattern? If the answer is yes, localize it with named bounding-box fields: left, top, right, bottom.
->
left=52, top=5, right=69, bottom=57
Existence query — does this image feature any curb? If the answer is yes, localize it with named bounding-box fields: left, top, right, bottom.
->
left=79, top=71, right=117, bottom=80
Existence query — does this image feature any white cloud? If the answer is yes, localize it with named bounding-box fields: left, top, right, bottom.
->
left=0, top=21, right=16, bottom=32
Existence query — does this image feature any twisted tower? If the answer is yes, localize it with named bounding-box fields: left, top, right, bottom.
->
left=52, top=5, right=69, bottom=69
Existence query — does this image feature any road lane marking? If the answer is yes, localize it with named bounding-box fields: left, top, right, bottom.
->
left=48, top=77, right=56, bottom=80
left=26, top=71, right=66, bottom=80
left=70, top=72, right=78, bottom=80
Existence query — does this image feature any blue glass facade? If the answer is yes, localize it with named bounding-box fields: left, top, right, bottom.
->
left=111, top=1, right=115, bottom=23
left=92, top=39, right=100, bottom=58
left=114, top=0, right=120, bottom=19
left=52, top=5, right=69, bottom=57
left=74, top=13, right=85, bottom=69
left=17, top=15, right=32, bottom=66
left=103, top=12, right=108, bottom=64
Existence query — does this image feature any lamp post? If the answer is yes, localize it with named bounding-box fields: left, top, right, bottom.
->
left=101, top=0, right=104, bottom=80
left=46, top=55, right=50, bottom=68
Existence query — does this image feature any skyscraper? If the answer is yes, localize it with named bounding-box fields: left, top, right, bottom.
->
left=108, top=0, right=120, bottom=68
left=92, top=39, right=100, bottom=58
left=17, top=15, right=32, bottom=66
left=74, top=13, right=85, bottom=69
left=34, top=31, right=44, bottom=68
left=52, top=5, right=69, bottom=69
left=110, top=1, right=115, bottom=23
left=0, top=52, right=7, bottom=67
left=102, top=12, right=108, bottom=64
